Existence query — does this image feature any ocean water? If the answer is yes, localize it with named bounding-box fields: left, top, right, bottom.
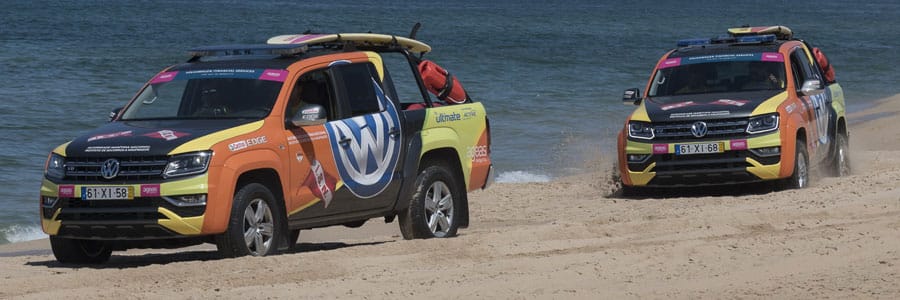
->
left=2, top=0, right=899, bottom=244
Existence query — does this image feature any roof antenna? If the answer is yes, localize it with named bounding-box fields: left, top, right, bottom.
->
left=409, top=22, right=421, bottom=39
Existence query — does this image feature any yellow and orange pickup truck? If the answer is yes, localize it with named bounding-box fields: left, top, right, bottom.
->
left=40, top=32, right=493, bottom=263
left=617, top=26, right=849, bottom=192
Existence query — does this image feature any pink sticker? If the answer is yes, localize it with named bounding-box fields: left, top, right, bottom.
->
left=259, top=69, right=288, bottom=82
left=87, top=130, right=133, bottom=142
left=59, top=185, right=75, bottom=198
left=141, top=184, right=161, bottom=197
left=288, top=34, right=326, bottom=44
left=151, top=71, right=178, bottom=84
left=761, top=52, right=784, bottom=62
left=658, top=57, right=682, bottom=69
left=653, top=144, right=669, bottom=154
left=730, top=140, right=748, bottom=150
left=712, top=99, right=749, bottom=107
left=661, top=101, right=696, bottom=111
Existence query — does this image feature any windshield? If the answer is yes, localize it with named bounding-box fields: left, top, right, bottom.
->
left=648, top=52, right=786, bottom=99
left=120, top=68, right=286, bottom=120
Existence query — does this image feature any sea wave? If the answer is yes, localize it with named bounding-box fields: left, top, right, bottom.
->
left=495, top=171, right=552, bottom=183
left=0, top=224, right=47, bottom=244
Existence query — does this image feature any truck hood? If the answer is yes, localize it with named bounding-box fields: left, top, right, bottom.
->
left=643, top=90, right=782, bottom=122
left=65, top=119, right=257, bottom=157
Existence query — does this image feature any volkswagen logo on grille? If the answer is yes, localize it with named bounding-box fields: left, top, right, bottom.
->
left=100, top=158, right=120, bottom=179
left=691, top=121, right=709, bottom=138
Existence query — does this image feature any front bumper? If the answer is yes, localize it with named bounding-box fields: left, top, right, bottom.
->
left=621, top=132, right=783, bottom=187
left=40, top=175, right=209, bottom=239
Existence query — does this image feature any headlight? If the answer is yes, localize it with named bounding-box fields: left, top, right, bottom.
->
left=44, top=153, right=66, bottom=180
left=163, top=151, right=212, bottom=179
left=746, top=113, right=779, bottom=134
left=628, top=121, right=655, bottom=139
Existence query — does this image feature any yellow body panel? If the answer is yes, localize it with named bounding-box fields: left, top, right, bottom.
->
left=169, top=120, right=264, bottom=154
left=420, top=103, right=488, bottom=190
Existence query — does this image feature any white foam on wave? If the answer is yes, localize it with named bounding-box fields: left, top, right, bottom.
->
left=495, top=171, right=552, bottom=183
left=0, top=224, right=47, bottom=244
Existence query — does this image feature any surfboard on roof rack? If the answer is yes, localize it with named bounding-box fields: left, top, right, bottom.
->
left=727, top=25, right=793, bottom=40
left=266, top=33, right=432, bottom=53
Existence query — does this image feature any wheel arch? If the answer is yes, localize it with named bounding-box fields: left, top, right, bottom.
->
left=419, top=147, right=469, bottom=228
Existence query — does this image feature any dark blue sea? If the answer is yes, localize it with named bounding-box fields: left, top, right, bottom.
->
left=2, top=0, right=899, bottom=244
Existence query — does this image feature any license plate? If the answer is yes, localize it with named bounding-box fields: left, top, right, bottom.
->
left=82, top=186, right=133, bottom=200
left=675, top=142, right=724, bottom=155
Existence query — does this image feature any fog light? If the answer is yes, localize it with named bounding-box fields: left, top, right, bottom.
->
left=41, top=196, right=58, bottom=207
left=750, top=146, right=781, bottom=157
left=162, top=194, right=207, bottom=207
left=627, top=154, right=650, bottom=163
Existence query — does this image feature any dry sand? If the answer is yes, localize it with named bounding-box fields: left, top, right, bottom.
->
left=2, top=95, right=900, bottom=299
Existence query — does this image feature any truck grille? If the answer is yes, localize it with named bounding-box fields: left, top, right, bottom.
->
left=64, top=156, right=168, bottom=182
left=654, top=118, right=748, bottom=141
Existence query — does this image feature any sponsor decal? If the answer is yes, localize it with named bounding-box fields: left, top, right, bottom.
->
left=785, top=103, right=797, bottom=113
left=761, top=52, right=784, bottom=62
left=228, top=136, right=268, bottom=152
left=143, top=130, right=190, bottom=141
left=461, top=107, right=478, bottom=120
left=325, top=78, right=401, bottom=198
left=302, top=160, right=337, bottom=207
left=658, top=57, right=682, bottom=69
left=87, top=130, right=133, bottom=142
left=730, top=140, right=748, bottom=150
left=259, top=69, right=288, bottom=82
left=712, top=99, right=749, bottom=107
left=151, top=71, right=178, bottom=84
left=85, top=145, right=151, bottom=153
left=653, top=144, right=669, bottom=154
left=467, top=145, right=489, bottom=164
left=669, top=111, right=730, bottom=119
left=59, top=185, right=75, bottom=198
left=435, top=112, right=462, bottom=123
left=287, top=131, right=329, bottom=145
left=140, top=184, right=161, bottom=197
left=661, top=101, right=697, bottom=111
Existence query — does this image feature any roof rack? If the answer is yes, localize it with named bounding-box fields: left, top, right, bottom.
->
left=676, top=34, right=776, bottom=47
left=187, top=44, right=309, bottom=58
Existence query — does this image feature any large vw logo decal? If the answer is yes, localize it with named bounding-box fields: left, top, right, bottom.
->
left=691, top=121, right=708, bottom=138
left=325, top=79, right=401, bottom=198
left=100, top=158, right=120, bottom=179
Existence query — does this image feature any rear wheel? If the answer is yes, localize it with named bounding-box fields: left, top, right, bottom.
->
left=216, top=183, right=282, bottom=257
left=828, top=133, right=851, bottom=177
left=399, top=164, right=461, bottom=239
left=50, top=236, right=112, bottom=264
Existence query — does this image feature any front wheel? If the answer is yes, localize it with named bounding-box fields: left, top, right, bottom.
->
left=50, top=236, right=112, bottom=264
left=782, top=140, right=810, bottom=189
left=398, top=164, right=461, bottom=239
left=216, top=183, right=283, bottom=258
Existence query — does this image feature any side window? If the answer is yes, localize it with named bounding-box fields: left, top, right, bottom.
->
left=285, top=69, right=335, bottom=123
left=789, top=50, right=809, bottom=91
left=380, top=52, right=429, bottom=104
left=332, top=63, right=382, bottom=117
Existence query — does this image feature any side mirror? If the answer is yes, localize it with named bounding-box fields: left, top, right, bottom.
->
left=799, top=79, right=824, bottom=96
left=108, top=107, right=123, bottom=122
left=290, top=104, right=327, bottom=127
left=622, top=88, right=641, bottom=105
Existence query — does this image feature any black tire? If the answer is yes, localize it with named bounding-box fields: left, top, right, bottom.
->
left=398, top=164, right=462, bottom=240
left=827, top=133, right=851, bottom=177
left=215, top=183, right=283, bottom=258
left=287, top=229, right=301, bottom=251
left=50, top=236, right=112, bottom=264
left=782, top=140, right=810, bottom=189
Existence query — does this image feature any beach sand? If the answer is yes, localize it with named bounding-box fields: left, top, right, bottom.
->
left=2, top=95, right=899, bottom=299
